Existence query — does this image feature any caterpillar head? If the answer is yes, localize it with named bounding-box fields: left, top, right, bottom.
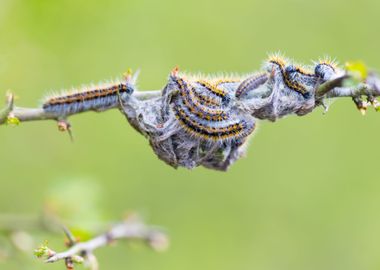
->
left=314, top=61, right=338, bottom=82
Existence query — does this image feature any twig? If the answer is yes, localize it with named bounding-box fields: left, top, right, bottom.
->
left=0, top=90, right=161, bottom=125
left=315, top=75, right=349, bottom=98
left=316, top=72, right=380, bottom=99
left=36, top=217, right=169, bottom=269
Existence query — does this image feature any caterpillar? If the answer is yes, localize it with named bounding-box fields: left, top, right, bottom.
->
left=267, top=55, right=312, bottom=97
left=42, top=77, right=134, bottom=115
left=235, top=72, right=269, bottom=98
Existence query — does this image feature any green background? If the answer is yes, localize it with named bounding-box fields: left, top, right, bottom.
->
left=1, top=0, right=380, bottom=269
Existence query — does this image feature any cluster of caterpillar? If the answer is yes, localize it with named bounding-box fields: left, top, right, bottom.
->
left=170, top=72, right=256, bottom=142
left=42, top=55, right=339, bottom=144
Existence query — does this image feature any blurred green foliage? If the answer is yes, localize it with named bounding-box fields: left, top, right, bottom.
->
left=1, top=0, right=380, bottom=269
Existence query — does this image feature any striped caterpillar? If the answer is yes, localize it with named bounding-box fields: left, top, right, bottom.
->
left=40, top=56, right=341, bottom=170
left=43, top=75, right=135, bottom=115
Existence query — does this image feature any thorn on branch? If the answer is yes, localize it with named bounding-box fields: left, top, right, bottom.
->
left=62, top=225, right=77, bottom=247
left=57, top=119, right=74, bottom=141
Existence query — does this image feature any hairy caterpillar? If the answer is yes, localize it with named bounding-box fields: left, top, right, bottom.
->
left=43, top=77, right=135, bottom=115
left=235, top=72, right=269, bottom=98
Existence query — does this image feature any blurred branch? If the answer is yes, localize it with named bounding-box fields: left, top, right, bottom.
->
left=0, top=212, right=59, bottom=233
left=35, top=215, right=169, bottom=270
left=0, top=212, right=62, bottom=264
left=0, top=211, right=168, bottom=269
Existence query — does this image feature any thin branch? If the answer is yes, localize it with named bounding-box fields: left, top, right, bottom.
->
left=36, top=217, right=169, bottom=268
left=315, top=75, right=349, bottom=98
left=316, top=72, right=380, bottom=99
left=0, top=90, right=161, bottom=125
